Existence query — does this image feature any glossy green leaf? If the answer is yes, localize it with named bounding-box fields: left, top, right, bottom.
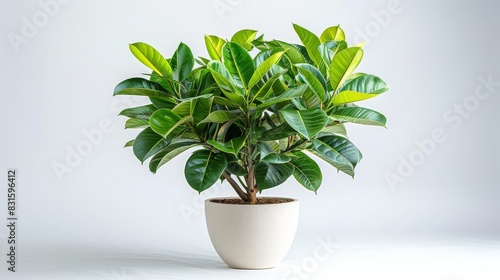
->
left=129, top=42, right=172, bottom=78
left=222, top=42, right=255, bottom=89
left=149, top=140, right=198, bottom=173
left=333, top=74, right=389, bottom=105
left=261, top=153, right=291, bottom=164
left=204, top=35, right=225, bottom=60
left=320, top=25, right=345, bottom=42
left=185, top=149, right=227, bottom=193
left=231, top=29, right=258, bottom=51
left=200, top=110, right=241, bottom=124
left=260, top=123, right=297, bottom=141
left=330, top=47, right=363, bottom=94
left=132, top=127, right=171, bottom=163
left=321, top=123, right=347, bottom=136
left=290, top=151, right=322, bottom=193
left=207, top=134, right=246, bottom=155
left=292, top=23, right=326, bottom=75
left=125, top=118, right=149, bottom=129
left=171, top=42, right=194, bottom=82
left=281, top=109, right=328, bottom=139
left=113, top=78, right=170, bottom=97
left=248, top=51, right=284, bottom=89
left=172, top=101, right=191, bottom=117
left=319, top=40, right=348, bottom=66
left=149, top=108, right=187, bottom=138
left=257, top=84, right=308, bottom=110
left=296, top=63, right=327, bottom=102
left=311, top=135, right=362, bottom=177
left=119, top=104, right=156, bottom=120
left=331, top=106, right=387, bottom=127
left=191, top=97, right=213, bottom=125
left=207, top=61, right=245, bottom=104
left=124, top=139, right=134, bottom=148
left=255, top=162, right=294, bottom=191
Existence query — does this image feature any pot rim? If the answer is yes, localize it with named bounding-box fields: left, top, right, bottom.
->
left=205, top=196, right=298, bottom=206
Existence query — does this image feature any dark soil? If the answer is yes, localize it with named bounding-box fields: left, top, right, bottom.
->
left=210, top=197, right=295, bottom=205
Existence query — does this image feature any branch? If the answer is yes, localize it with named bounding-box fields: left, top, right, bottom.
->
left=223, top=171, right=248, bottom=202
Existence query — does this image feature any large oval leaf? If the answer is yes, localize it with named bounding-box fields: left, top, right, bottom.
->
left=296, top=64, right=327, bottom=102
left=114, top=78, right=171, bottom=98
left=331, top=106, right=387, bottom=127
left=248, top=51, right=284, bottom=89
left=311, top=135, right=362, bottom=177
left=149, top=108, right=188, bottom=138
left=230, top=29, right=258, bottom=51
left=292, top=23, right=326, bottom=75
left=119, top=104, right=156, bottom=120
left=185, top=150, right=227, bottom=193
left=320, top=25, right=346, bottom=43
left=132, top=127, right=171, bottom=163
left=255, top=162, right=294, bottom=191
left=222, top=42, right=255, bottom=89
left=281, top=109, right=328, bottom=140
left=329, top=47, right=363, bottom=94
left=333, top=74, right=389, bottom=105
left=149, top=140, right=199, bottom=173
left=129, top=42, right=172, bottom=78
left=204, top=35, right=225, bottom=61
left=200, top=110, right=242, bottom=124
left=290, top=151, right=322, bottom=193
left=171, top=42, right=194, bottom=82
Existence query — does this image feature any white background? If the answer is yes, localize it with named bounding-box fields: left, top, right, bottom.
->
left=1, top=0, right=499, bottom=279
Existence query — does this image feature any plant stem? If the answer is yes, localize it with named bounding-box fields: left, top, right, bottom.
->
left=223, top=171, right=248, bottom=201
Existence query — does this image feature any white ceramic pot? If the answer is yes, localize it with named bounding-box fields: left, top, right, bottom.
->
left=205, top=197, right=299, bottom=269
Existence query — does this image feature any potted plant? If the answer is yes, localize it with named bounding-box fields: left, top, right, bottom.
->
left=113, top=23, right=389, bottom=269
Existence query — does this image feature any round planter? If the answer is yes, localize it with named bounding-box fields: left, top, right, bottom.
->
left=205, top=197, right=299, bottom=269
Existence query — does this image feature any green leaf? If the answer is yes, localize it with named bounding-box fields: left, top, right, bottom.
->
left=129, top=42, right=172, bottom=78
left=124, top=139, right=134, bottom=148
left=212, top=96, right=241, bottom=109
left=172, top=101, right=191, bottom=117
left=231, top=29, right=258, bottom=51
left=319, top=40, right=348, bottom=67
left=132, top=127, right=171, bottom=163
left=185, top=149, right=227, bottom=193
left=281, top=109, right=328, bottom=140
left=171, top=42, right=194, bottom=82
left=222, top=42, right=255, bottom=89
left=226, top=161, right=246, bottom=176
left=320, top=25, right=346, bottom=42
left=149, top=108, right=188, bottom=138
left=311, top=135, right=362, bottom=177
left=119, top=104, right=156, bottom=120
left=113, top=78, right=171, bottom=97
left=207, top=134, right=246, bottom=156
left=207, top=61, right=245, bottom=105
left=149, top=140, right=198, bottom=173
left=260, top=123, right=297, bottom=141
left=292, top=23, right=326, bottom=75
left=204, top=35, right=225, bottom=60
left=333, top=74, right=389, bottom=105
left=331, top=106, right=387, bottom=127
left=190, top=97, right=213, bottom=125
left=248, top=51, right=284, bottom=89
left=200, top=110, right=241, bottom=124
left=125, top=118, right=149, bottom=129
left=330, top=47, right=363, bottom=94
left=255, top=162, right=294, bottom=191
left=261, top=153, right=291, bottom=164
left=257, top=84, right=308, bottom=110
left=296, top=63, right=327, bottom=102
left=290, top=151, right=322, bottom=193
left=321, top=123, right=347, bottom=137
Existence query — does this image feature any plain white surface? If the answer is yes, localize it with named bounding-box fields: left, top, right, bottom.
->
left=7, top=239, right=500, bottom=280
left=1, top=0, right=499, bottom=279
